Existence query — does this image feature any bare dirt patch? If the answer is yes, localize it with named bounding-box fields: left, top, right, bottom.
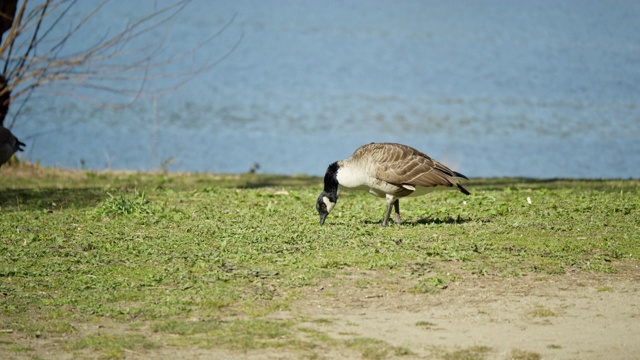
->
left=293, top=263, right=640, bottom=359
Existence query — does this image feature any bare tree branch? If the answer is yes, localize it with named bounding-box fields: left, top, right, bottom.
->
left=0, top=0, right=240, bottom=126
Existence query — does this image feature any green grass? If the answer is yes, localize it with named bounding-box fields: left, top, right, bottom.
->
left=1, top=165, right=639, bottom=357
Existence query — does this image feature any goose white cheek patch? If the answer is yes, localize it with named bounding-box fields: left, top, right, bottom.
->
left=323, top=197, right=336, bottom=213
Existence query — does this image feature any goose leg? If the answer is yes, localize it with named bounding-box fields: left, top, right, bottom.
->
left=393, top=199, right=402, bottom=224
left=382, top=195, right=398, bottom=227
left=382, top=201, right=393, bottom=227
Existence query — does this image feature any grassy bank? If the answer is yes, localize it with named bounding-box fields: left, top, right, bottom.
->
left=1, top=165, right=638, bottom=358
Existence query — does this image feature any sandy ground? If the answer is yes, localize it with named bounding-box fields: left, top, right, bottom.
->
left=291, top=266, right=640, bottom=359
left=3, top=264, right=639, bottom=359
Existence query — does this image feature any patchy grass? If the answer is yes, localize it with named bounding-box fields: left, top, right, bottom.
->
left=1, top=165, right=639, bottom=357
left=153, top=318, right=297, bottom=350
left=596, top=286, right=614, bottom=292
left=415, top=320, right=438, bottom=329
left=510, top=348, right=542, bottom=360
left=528, top=308, right=556, bottom=318
left=344, top=337, right=413, bottom=359
left=68, top=333, right=158, bottom=357
left=442, top=345, right=492, bottom=360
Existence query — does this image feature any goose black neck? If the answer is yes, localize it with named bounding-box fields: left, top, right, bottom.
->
left=323, top=161, right=340, bottom=194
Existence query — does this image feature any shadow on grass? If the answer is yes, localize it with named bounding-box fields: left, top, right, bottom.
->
left=362, top=216, right=471, bottom=226
left=411, top=216, right=472, bottom=226
left=0, top=187, right=108, bottom=211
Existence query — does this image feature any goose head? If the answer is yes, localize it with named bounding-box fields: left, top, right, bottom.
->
left=316, top=191, right=337, bottom=225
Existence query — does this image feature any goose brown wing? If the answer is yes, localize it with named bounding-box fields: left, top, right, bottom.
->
left=370, top=143, right=461, bottom=188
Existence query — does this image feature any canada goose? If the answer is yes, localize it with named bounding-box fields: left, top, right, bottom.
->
left=0, top=126, right=26, bottom=167
left=316, top=142, right=470, bottom=226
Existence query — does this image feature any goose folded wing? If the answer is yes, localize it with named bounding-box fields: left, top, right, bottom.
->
left=376, top=155, right=457, bottom=188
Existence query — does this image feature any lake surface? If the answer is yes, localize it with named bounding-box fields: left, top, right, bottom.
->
left=12, top=0, right=640, bottom=178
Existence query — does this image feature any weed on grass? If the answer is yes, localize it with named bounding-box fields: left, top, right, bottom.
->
left=93, top=191, right=158, bottom=217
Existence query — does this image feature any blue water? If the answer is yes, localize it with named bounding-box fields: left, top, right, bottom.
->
left=10, top=0, right=640, bottom=178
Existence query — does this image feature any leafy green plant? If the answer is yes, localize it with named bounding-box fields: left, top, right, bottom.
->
left=93, top=190, right=159, bottom=217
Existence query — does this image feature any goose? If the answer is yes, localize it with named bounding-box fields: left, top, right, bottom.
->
left=316, top=142, right=470, bottom=226
left=0, top=126, right=26, bottom=167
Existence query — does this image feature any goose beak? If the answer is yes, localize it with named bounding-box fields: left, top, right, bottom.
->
left=319, top=213, right=328, bottom=225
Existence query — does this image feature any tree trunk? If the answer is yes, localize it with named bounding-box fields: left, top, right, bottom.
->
left=0, top=0, right=18, bottom=126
